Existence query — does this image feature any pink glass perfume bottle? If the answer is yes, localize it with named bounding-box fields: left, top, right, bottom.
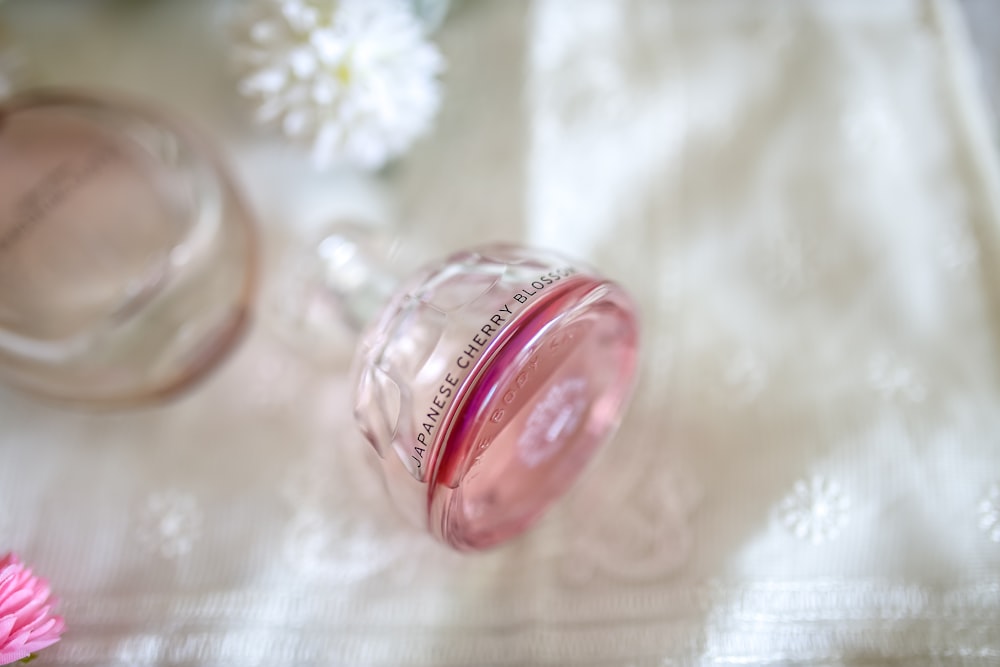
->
left=343, top=238, right=639, bottom=551
left=0, top=90, right=256, bottom=406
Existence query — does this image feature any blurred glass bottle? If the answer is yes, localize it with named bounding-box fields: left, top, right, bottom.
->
left=0, top=90, right=256, bottom=406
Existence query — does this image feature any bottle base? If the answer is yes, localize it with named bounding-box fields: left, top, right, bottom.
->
left=429, top=278, right=639, bottom=551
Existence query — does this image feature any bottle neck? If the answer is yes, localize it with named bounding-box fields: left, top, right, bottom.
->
left=311, top=223, right=403, bottom=333
left=268, top=221, right=415, bottom=363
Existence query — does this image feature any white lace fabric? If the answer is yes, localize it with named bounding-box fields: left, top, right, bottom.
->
left=2, top=0, right=1000, bottom=664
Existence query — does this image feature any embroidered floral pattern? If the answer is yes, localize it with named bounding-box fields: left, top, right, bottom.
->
left=533, top=1, right=629, bottom=132
left=868, top=351, right=927, bottom=403
left=778, top=476, right=850, bottom=544
left=722, top=349, right=769, bottom=405
left=939, top=222, right=978, bottom=274
left=841, top=97, right=900, bottom=157
left=136, top=491, right=203, bottom=559
left=552, top=459, right=701, bottom=586
left=279, top=437, right=463, bottom=586
left=244, top=354, right=298, bottom=408
left=979, top=484, right=1000, bottom=543
left=760, top=224, right=814, bottom=295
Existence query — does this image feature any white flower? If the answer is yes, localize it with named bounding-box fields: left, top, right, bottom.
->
left=236, top=0, right=445, bottom=170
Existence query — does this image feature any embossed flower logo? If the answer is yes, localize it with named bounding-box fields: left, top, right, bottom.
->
left=518, top=377, right=588, bottom=468
left=979, top=484, right=1000, bottom=543
left=778, top=476, right=850, bottom=544
left=136, top=491, right=203, bottom=560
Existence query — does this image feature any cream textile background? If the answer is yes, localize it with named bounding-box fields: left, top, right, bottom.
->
left=1, top=0, right=1000, bottom=664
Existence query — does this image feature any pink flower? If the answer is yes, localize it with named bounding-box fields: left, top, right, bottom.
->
left=0, top=553, right=64, bottom=666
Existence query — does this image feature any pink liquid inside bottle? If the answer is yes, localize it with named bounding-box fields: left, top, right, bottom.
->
left=352, top=244, right=639, bottom=550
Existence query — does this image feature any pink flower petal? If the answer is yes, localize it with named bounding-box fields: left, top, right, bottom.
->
left=0, top=589, right=34, bottom=617
left=0, top=614, right=15, bottom=639
left=0, top=568, right=33, bottom=603
left=19, top=618, right=62, bottom=652
left=0, top=649, right=33, bottom=664
left=0, top=554, right=63, bottom=663
left=1, top=624, right=29, bottom=650
left=12, top=601, right=52, bottom=634
left=0, top=572, right=23, bottom=601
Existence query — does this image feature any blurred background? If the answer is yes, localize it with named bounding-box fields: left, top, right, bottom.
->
left=1, top=1, right=1000, bottom=665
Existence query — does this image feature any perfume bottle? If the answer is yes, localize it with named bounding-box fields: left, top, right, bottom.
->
left=0, top=90, right=256, bottom=406
left=321, top=230, right=640, bottom=551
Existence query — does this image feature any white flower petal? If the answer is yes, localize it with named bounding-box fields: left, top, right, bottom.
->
left=311, top=78, right=338, bottom=106
left=285, top=48, right=313, bottom=79
left=249, top=20, right=280, bottom=44
left=282, top=0, right=319, bottom=34
left=310, top=28, right=347, bottom=64
left=254, top=95, right=288, bottom=123
left=239, top=66, right=287, bottom=96
left=282, top=108, right=312, bottom=136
